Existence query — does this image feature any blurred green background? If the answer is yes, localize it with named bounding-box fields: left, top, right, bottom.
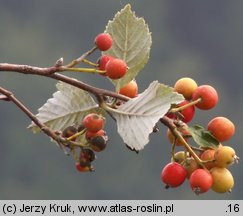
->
left=0, top=0, right=242, bottom=199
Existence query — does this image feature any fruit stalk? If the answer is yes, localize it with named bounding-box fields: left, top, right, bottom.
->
left=160, top=116, right=205, bottom=169
left=66, top=130, right=86, bottom=142
left=65, top=46, right=98, bottom=68
left=59, top=66, right=106, bottom=74
left=169, top=98, right=201, bottom=113
left=81, top=59, right=98, bottom=67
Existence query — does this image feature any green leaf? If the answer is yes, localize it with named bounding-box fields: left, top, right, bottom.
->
left=108, top=81, right=184, bottom=151
left=104, top=4, right=152, bottom=90
left=28, top=82, right=104, bottom=135
left=188, top=125, right=220, bottom=148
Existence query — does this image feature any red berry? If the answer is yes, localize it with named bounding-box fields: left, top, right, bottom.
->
left=97, top=55, right=114, bottom=76
left=82, top=113, right=105, bottom=133
left=192, top=85, right=218, bottom=110
left=166, top=100, right=195, bottom=123
left=189, top=169, right=213, bottom=194
left=119, top=80, right=138, bottom=98
left=179, top=100, right=195, bottom=123
left=161, top=162, right=187, bottom=188
left=94, top=33, right=113, bottom=51
left=85, top=129, right=106, bottom=141
left=105, top=58, right=128, bottom=79
left=207, top=117, right=235, bottom=142
left=75, top=162, right=93, bottom=172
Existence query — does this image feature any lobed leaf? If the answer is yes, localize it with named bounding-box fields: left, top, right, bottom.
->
left=104, top=4, right=152, bottom=90
left=188, top=125, right=220, bottom=149
left=108, top=81, right=184, bottom=151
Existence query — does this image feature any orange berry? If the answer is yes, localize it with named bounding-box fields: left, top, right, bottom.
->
left=200, top=149, right=216, bottom=169
left=174, top=77, right=198, bottom=100
left=207, top=117, right=235, bottom=142
left=119, top=80, right=138, bottom=98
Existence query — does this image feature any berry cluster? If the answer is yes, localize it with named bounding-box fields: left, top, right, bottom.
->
left=62, top=34, right=239, bottom=194
left=60, top=33, right=140, bottom=172
left=95, top=33, right=128, bottom=80
left=166, top=77, right=218, bottom=123
left=1, top=5, right=240, bottom=198
left=94, top=33, right=139, bottom=98
left=61, top=113, right=108, bottom=172
left=161, top=77, right=238, bottom=195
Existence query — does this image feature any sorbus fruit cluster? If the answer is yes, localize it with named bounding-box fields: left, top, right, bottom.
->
left=60, top=32, right=239, bottom=194
left=94, top=33, right=139, bottom=98
left=58, top=33, right=140, bottom=171
left=94, top=33, right=128, bottom=80
left=79, top=33, right=138, bottom=97
left=166, top=77, right=219, bottom=123
left=61, top=113, right=108, bottom=172
left=161, top=77, right=239, bottom=195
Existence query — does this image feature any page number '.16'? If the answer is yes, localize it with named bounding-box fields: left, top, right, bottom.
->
left=226, top=204, right=240, bottom=213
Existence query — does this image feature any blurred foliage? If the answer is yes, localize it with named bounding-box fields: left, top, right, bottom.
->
left=0, top=0, right=242, bottom=199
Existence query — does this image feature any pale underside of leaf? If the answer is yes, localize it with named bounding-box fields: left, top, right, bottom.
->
left=109, top=81, right=184, bottom=151
left=104, top=4, right=152, bottom=90
left=28, top=82, right=104, bottom=136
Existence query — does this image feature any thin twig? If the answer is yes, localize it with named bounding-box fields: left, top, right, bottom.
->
left=0, top=94, right=10, bottom=101
left=160, top=116, right=205, bottom=168
left=0, top=86, right=62, bottom=145
left=65, top=46, right=98, bottom=68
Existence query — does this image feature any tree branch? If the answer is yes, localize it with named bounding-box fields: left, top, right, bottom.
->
left=0, top=63, right=58, bottom=75
left=0, top=63, right=129, bottom=101
left=0, top=94, right=10, bottom=101
left=0, top=86, right=62, bottom=145
left=0, top=60, right=205, bottom=168
left=0, top=59, right=131, bottom=149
